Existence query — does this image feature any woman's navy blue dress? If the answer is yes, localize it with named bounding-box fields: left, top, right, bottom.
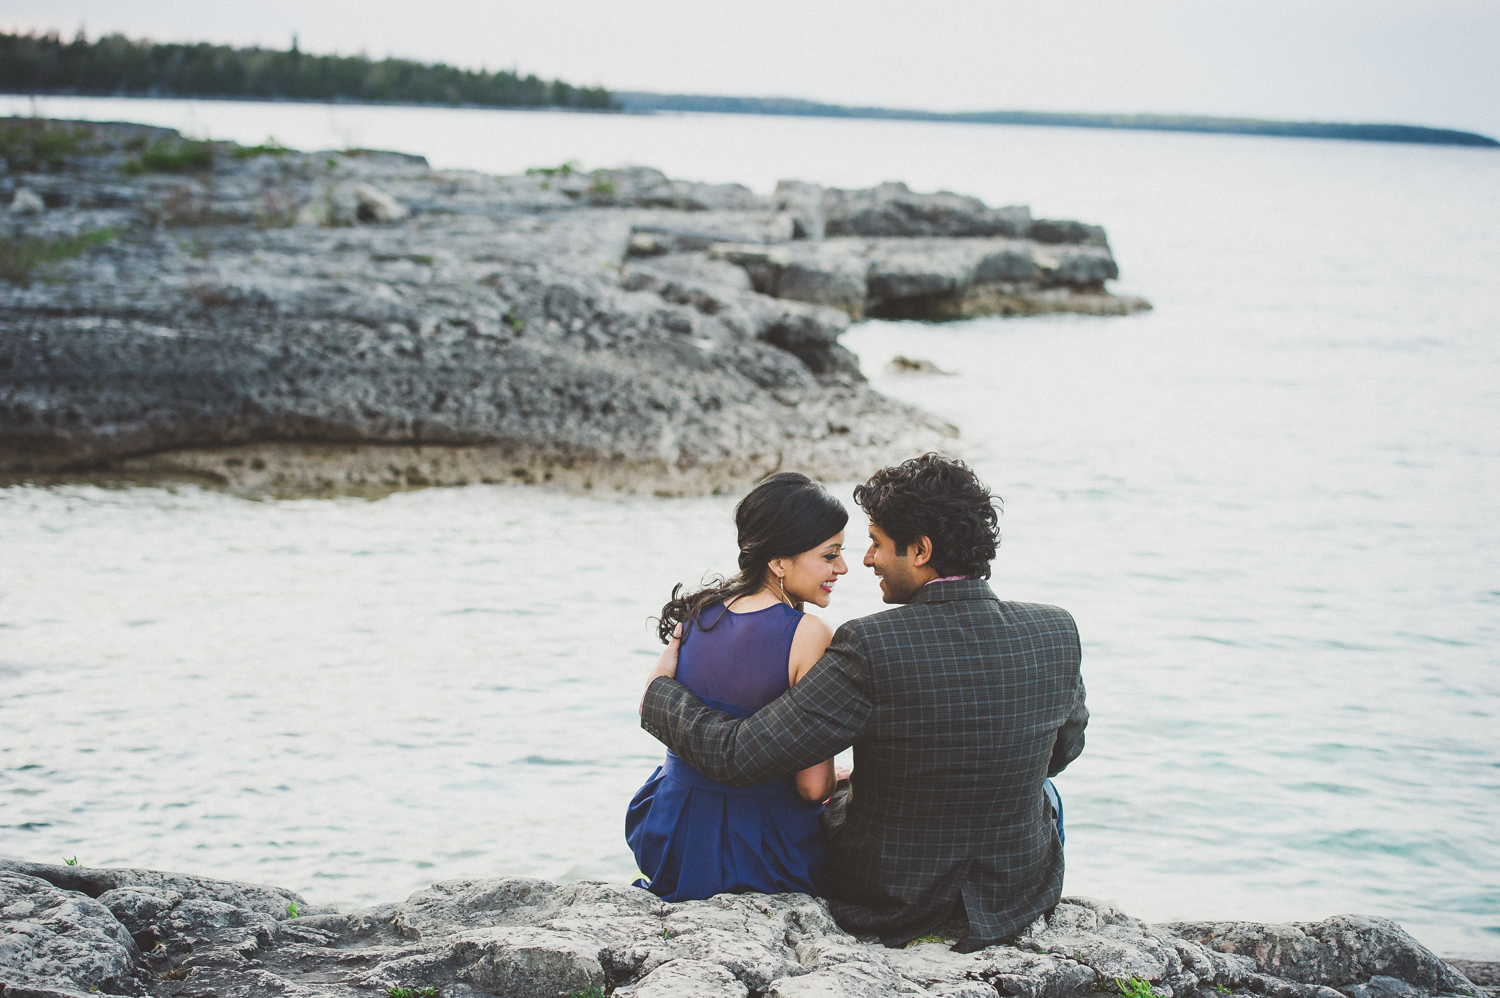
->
left=626, top=602, right=825, bottom=901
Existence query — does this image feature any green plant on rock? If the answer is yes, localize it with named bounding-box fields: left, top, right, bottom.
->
left=122, top=138, right=215, bottom=174
left=63, top=855, right=79, bottom=865
left=386, top=988, right=438, bottom=998
left=588, top=172, right=615, bottom=196
left=0, top=227, right=115, bottom=285
left=907, top=933, right=946, bottom=946
left=1115, top=976, right=1155, bottom=998
left=525, top=161, right=578, bottom=178
left=568, top=988, right=605, bottom=998
left=0, top=118, right=87, bottom=171
left=286, top=901, right=300, bottom=918
left=232, top=140, right=291, bottom=160
left=1211, top=985, right=1233, bottom=994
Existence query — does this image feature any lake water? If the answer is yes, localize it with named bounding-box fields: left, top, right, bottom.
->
left=2, top=96, right=1497, bottom=957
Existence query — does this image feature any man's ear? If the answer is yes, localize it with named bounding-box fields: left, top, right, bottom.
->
left=910, top=535, right=934, bottom=568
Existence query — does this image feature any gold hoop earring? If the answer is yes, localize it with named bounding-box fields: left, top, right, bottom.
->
left=774, top=573, right=794, bottom=608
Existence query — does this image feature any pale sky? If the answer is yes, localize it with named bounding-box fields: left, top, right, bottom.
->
left=5, top=0, right=1499, bottom=138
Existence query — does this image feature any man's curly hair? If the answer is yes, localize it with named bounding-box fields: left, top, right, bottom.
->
left=852, top=453, right=1001, bottom=580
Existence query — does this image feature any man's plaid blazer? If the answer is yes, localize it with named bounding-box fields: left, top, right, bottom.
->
left=640, top=578, right=1087, bottom=950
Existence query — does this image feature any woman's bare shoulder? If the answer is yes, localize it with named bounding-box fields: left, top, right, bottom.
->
left=795, top=613, right=833, bottom=643
left=789, top=613, right=834, bottom=683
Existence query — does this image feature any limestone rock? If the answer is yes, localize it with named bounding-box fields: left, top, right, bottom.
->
left=777, top=180, right=827, bottom=240
left=615, top=958, right=750, bottom=997
left=0, top=871, right=143, bottom=997
left=560, top=166, right=769, bottom=212
left=1018, top=897, right=1187, bottom=982
left=296, top=180, right=408, bottom=225
left=0, top=119, right=1140, bottom=496
left=712, top=237, right=1140, bottom=321
left=626, top=207, right=795, bottom=256
left=823, top=181, right=1035, bottom=240
left=0, top=859, right=1479, bottom=998
left=8, top=187, right=45, bottom=213
left=1161, top=916, right=1475, bottom=993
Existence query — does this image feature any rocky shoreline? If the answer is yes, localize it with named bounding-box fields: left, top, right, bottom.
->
left=0, top=118, right=1146, bottom=496
left=0, top=857, right=1487, bottom=998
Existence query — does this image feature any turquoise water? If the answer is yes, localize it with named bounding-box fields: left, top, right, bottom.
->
left=2, top=96, right=1497, bottom=955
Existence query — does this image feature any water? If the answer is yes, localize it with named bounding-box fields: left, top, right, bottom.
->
left=3, top=96, right=1498, bottom=956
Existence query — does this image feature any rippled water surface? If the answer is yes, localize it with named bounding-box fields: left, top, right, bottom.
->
left=2, top=96, right=1498, bottom=956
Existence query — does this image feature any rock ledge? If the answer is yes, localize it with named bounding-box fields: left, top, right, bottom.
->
left=0, top=858, right=1479, bottom=998
left=1, top=119, right=1148, bottom=496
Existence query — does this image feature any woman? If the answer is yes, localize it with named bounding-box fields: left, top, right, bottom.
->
left=626, top=472, right=849, bottom=901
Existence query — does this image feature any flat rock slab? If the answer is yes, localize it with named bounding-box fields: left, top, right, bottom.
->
left=1, top=119, right=1148, bottom=496
left=0, top=858, right=1480, bottom=998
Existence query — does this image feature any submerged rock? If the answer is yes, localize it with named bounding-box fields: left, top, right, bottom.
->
left=0, top=858, right=1479, bottom=998
left=887, top=356, right=955, bottom=375
left=0, top=119, right=1145, bottom=496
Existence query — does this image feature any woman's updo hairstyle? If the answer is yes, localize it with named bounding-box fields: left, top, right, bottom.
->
left=657, top=472, right=848, bottom=643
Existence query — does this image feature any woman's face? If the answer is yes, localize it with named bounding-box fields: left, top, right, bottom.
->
left=774, top=531, right=848, bottom=608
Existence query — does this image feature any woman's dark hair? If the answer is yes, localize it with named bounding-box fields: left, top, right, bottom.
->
left=657, top=472, right=848, bottom=643
left=851, top=453, right=1000, bottom=580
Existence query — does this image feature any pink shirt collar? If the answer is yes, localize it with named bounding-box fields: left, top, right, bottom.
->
left=924, top=576, right=968, bottom=585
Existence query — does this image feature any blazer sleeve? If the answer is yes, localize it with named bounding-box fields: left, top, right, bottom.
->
left=1047, top=675, right=1088, bottom=776
left=640, top=623, right=874, bottom=787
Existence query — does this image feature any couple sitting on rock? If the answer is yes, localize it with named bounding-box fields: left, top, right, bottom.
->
left=628, top=454, right=1088, bottom=953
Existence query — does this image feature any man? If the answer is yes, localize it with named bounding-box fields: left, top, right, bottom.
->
left=640, top=454, right=1087, bottom=951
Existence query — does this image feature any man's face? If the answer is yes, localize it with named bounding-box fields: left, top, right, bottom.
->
left=863, top=521, right=927, bottom=604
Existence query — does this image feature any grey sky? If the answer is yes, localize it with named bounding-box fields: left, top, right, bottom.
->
left=5, top=0, right=1499, bottom=137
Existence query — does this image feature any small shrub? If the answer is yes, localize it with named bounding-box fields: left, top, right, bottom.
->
left=232, top=140, right=291, bottom=160
left=589, top=172, right=615, bottom=196
left=526, top=160, right=578, bottom=177
left=569, top=989, right=604, bottom=998
left=0, top=118, right=86, bottom=172
left=387, top=988, right=439, bottom=998
left=63, top=855, right=79, bottom=866
left=123, top=139, right=215, bottom=175
left=907, top=933, right=946, bottom=946
left=0, top=228, right=115, bottom=284
left=286, top=901, right=300, bottom=918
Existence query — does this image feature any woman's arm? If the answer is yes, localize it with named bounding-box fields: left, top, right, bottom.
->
left=789, top=616, right=837, bottom=802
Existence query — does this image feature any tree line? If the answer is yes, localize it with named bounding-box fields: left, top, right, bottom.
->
left=0, top=31, right=614, bottom=111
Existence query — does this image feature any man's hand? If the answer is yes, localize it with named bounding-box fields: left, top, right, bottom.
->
left=639, top=624, right=683, bottom=714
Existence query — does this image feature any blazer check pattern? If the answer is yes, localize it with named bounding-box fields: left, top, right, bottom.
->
left=641, top=579, right=1087, bottom=949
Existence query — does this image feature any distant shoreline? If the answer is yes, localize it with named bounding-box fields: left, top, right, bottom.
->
left=7, top=88, right=1495, bottom=150
left=615, top=93, right=1500, bottom=149
left=6, top=28, right=1492, bottom=150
